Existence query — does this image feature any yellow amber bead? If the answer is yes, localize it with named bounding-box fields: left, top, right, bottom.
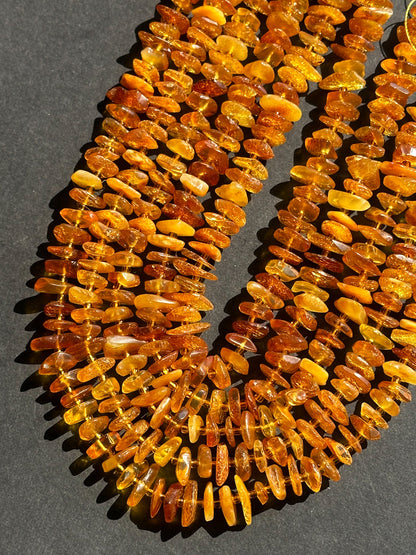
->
left=192, top=5, right=226, bottom=25
left=197, top=444, right=212, bottom=478
left=219, top=485, right=237, bottom=527
left=265, top=464, right=286, bottom=501
left=141, top=47, right=169, bottom=71
left=147, top=233, right=185, bottom=250
left=278, top=65, right=308, bottom=93
left=176, top=447, right=192, bottom=486
left=333, top=60, right=365, bottom=77
left=337, top=284, right=373, bottom=305
left=188, top=414, right=204, bottom=443
left=334, top=297, right=368, bottom=325
left=215, top=182, right=248, bottom=207
left=299, top=358, right=329, bottom=386
left=156, top=219, right=195, bottom=236
left=292, top=281, right=329, bottom=301
left=283, top=53, right=322, bottom=82
left=221, top=101, right=255, bottom=127
left=166, top=138, right=195, bottom=160
left=154, top=437, right=182, bottom=467
left=359, top=325, right=394, bottom=350
left=259, top=94, right=302, bottom=122
left=294, top=293, right=328, bottom=313
left=383, top=361, right=416, bottom=385
left=203, top=482, right=214, bottom=522
left=220, top=347, right=249, bottom=375
left=319, top=71, right=366, bottom=91
left=216, top=35, right=248, bottom=61
left=71, top=169, right=102, bottom=190
left=64, top=400, right=98, bottom=425
left=180, top=173, right=209, bottom=196
left=328, top=190, right=371, bottom=211
left=235, top=475, right=252, bottom=525
left=244, top=60, right=275, bottom=84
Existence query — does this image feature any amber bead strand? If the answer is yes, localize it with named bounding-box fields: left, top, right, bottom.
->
left=35, top=0, right=211, bottom=476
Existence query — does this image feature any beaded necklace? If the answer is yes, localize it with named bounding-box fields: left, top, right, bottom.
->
left=30, top=0, right=416, bottom=528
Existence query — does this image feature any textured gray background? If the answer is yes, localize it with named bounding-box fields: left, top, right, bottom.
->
left=2, top=1, right=416, bottom=554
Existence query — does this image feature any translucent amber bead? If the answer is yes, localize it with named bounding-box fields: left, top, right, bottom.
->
left=71, top=169, right=102, bottom=190
left=311, top=447, right=340, bottom=482
left=334, top=365, right=371, bottom=394
left=299, top=456, right=322, bottom=493
left=383, top=361, right=416, bottom=385
left=326, top=438, right=353, bottom=465
left=259, top=94, right=302, bottom=122
left=215, top=182, right=248, bottom=207
left=350, top=415, right=381, bottom=441
left=63, top=399, right=98, bottom=425
left=221, top=101, right=255, bottom=127
left=370, top=389, right=400, bottom=417
left=299, top=358, right=328, bottom=386
left=320, top=71, right=366, bottom=91
left=334, top=297, right=367, bottom=325
left=216, top=35, right=248, bottom=61
left=219, top=485, right=237, bottom=527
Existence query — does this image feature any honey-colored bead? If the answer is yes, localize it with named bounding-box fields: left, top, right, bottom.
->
left=350, top=415, right=381, bottom=441
left=156, top=219, right=195, bottom=237
left=71, top=169, right=102, bottom=190
left=299, top=358, right=328, bottom=386
left=221, top=101, right=255, bottom=128
left=334, top=297, right=368, bottom=325
left=196, top=444, right=212, bottom=479
left=216, top=182, right=248, bottom=207
left=154, top=437, right=182, bottom=467
left=181, top=480, right=198, bottom=528
left=180, top=173, right=210, bottom=197
left=220, top=347, right=249, bottom=375
left=176, top=447, right=192, bottom=486
left=300, top=456, right=322, bottom=492
left=63, top=399, right=98, bottom=425
left=294, top=293, right=328, bottom=314
left=127, top=464, right=159, bottom=508
left=311, top=448, right=340, bottom=482
left=326, top=438, right=353, bottom=465
left=359, top=325, right=394, bottom=350
left=259, top=94, right=302, bottom=122
left=219, top=485, right=237, bottom=527
left=216, top=35, right=248, bottom=61
left=383, top=361, right=416, bottom=385
left=202, top=482, right=214, bottom=522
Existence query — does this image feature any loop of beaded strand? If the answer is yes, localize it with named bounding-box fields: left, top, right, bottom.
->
left=30, top=0, right=416, bottom=528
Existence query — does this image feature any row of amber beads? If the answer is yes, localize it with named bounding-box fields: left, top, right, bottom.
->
left=180, top=4, right=413, bottom=524
left=34, top=0, right=305, bottom=422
